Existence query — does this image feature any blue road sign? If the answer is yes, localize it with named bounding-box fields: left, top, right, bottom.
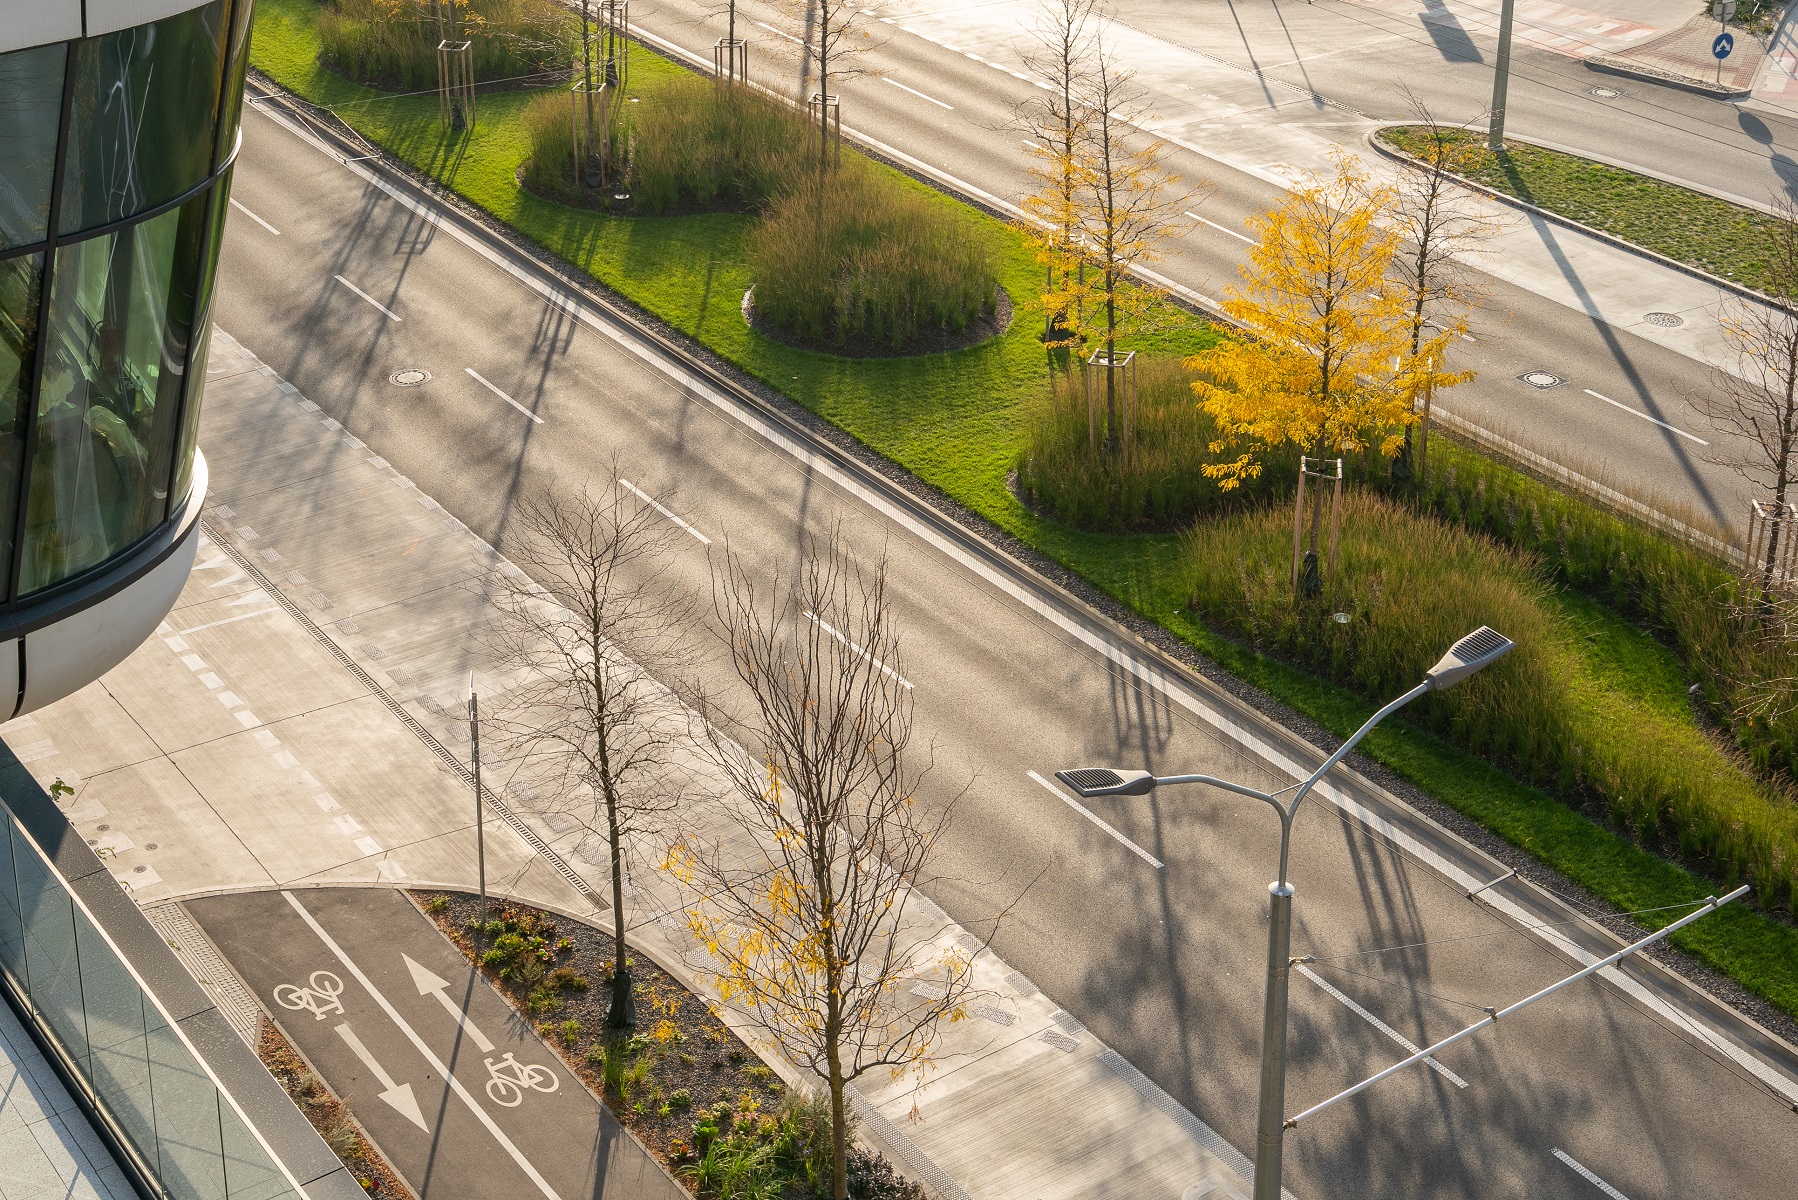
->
left=1714, top=31, right=1735, bottom=59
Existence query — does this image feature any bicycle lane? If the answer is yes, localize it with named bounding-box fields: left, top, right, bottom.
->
left=187, top=887, right=683, bottom=1200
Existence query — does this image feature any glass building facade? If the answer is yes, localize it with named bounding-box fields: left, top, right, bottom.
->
left=0, top=0, right=251, bottom=608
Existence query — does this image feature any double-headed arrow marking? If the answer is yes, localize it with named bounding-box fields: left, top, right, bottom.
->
left=405, top=953, right=495, bottom=1052
left=334, top=1023, right=428, bottom=1131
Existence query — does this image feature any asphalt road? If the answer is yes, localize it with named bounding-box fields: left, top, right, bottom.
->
left=630, top=0, right=1770, bottom=532
left=209, top=95, right=1798, bottom=1199
left=189, top=887, right=681, bottom=1200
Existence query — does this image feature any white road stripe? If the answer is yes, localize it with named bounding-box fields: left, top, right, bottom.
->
left=177, top=608, right=281, bottom=636
left=229, top=197, right=281, bottom=235
left=1028, top=771, right=1163, bottom=869
left=282, top=891, right=566, bottom=1200
left=1022, top=139, right=1041, bottom=150
left=618, top=479, right=710, bottom=545
left=465, top=367, right=545, bottom=424
left=1186, top=211, right=1255, bottom=244
left=804, top=610, right=914, bottom=689
left=1581, top=388, right=1707, bottom=444
left=1295, top=964, right=1468, bottom=1088
left=884, top=78, right=954, bottom=110
left=333, top=274, right=401, bottom=321
left=1552, top=1149, right=1633, bottom=1200
left=752, top=19, right=801, bottom=43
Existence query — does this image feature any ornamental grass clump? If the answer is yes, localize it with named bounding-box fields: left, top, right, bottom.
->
left=519, top=88, right=578, bottom=198
left=747, top=161, right=997, bottom=350
left=629, top=78, right=814, bottom=214
left=318, top=0, right=576, bottom=92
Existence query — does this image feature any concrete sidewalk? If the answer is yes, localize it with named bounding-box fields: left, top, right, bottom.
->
left=0, top=330, right=1273, bottom=1200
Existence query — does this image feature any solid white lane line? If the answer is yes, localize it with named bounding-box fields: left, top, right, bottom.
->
left=229, top=197, right=280, bottom=235
left=1186, top=211, right=1255, bottom=245
left=1552, top=1149, right=1633, bottom=1200
left=465, top=367, right=545, bottom=424
left=333, top=274, right=401, bottom=321
left=1581, top=388, right=1707, bottom=445
left=177, top=608, right=281, bottom=636
left=803, top=610, right=914, bottom=689
left=1028, top=771, right=1163, bottom=869
left=282, top=891, right=565, bottom=1200
left=884, top=78, right=954, bottom=110
left=1295, top=964, right=1468, bottom=1088
left=752, top=20, right=802, bottom=43
left=1022, top=139, right=1041, bottom=150
left=619, top=479, right=710, bottom=545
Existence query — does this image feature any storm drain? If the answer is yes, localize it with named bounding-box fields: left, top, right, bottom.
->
left=1518, top=370, right=1564, bottom=390
left=1644, top=311, right=1685, bottom=328
left=389, top=368, right=431, bottom=386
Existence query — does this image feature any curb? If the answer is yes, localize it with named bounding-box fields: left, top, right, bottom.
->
left=1584, top=55, right=1752, bottom=100
left=1366, top=125, right=1775, bottom=307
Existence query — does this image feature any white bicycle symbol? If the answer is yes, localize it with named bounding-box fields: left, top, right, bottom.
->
left=484, top=1052, right=559, bottom=1107
left=274, top=971, right=346, bottom=1020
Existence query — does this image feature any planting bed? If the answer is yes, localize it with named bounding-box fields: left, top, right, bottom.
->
left=259, top=1019, right=412, bottom=1198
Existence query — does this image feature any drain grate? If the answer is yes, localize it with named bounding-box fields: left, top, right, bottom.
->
left=1588, top=85, right=1622, bottom=99
left=389, top=368, right=431, bottom=386
left=1518, top=370, right=1564, bottom=390
left=1039, top=1029, right=1080, bottom=1053
left=1643, top=311, right=1684, bottom=328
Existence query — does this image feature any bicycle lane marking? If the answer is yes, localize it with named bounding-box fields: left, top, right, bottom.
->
left=281, top=890, right=566, bottom=1200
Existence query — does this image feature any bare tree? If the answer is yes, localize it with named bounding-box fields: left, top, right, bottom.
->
left=1015, top=0, right=1100, bottom=344
left=772, top=0, right=879, bottom=168
left=666, top=533, right=976, bottom=1200
left=485, top=476, right=696, bottom=1029
left=1695, top=199, right=1798, bottom=594
left=1385, top=88, right=1499, bottom=482
left=1072, top=24, right=1199, bottom=451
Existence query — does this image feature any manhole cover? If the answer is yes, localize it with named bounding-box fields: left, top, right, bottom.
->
left=1518, top=370, right=1564, bottom=390
left=1644, top=311, right=1685, bottom=328
left=389, top=368, right=431, bottom=386
left=1588, top=85, right=1623, bottom=99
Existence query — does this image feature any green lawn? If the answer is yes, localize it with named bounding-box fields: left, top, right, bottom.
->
left=1379, top=126, right=1782, bottom=293
left=251, top=0, right=1798, bottom=1020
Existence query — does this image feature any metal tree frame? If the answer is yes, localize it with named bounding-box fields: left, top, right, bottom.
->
left=713, top=37, right=750, bottom=85
left=1291, top=456, right=1343, bottom=599
left=571, top=78, right=610, bottom=188
left=437, top=39, right=474, bottom=131
left=1744, top=497, right=1798, bottom=596
left=809, top=93, right=842, bottom=168
left=1083, top=348, right=1137, bottom=454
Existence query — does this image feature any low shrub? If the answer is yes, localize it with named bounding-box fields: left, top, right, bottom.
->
left=1185, top=489, right=1798, bottom=907
left=630, top=78, right=814, bottom=214
left=747, top=160, right=997, bottom=350
left=318, top=0, right=576, bottom=92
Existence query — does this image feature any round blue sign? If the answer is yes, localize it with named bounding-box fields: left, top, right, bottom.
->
left=1714, top=31, right=1735, bottom=59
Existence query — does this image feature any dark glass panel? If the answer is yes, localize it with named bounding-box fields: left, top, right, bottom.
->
left=25, top=194, right=210, bottom=593
left=215, top=0, right=257, bottom=169
left=0, top=43, right=65, bottom=249
left=0, top=252, right=38, bottom=578
left=60, top=2, right=228, bottom=235
left=173, top=171, right=232, bottom=510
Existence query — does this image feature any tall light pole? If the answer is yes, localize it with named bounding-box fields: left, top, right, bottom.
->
left=1487, top=0, right=1517, bottom=151
left=1058, top=626, right=1515, bottom=1200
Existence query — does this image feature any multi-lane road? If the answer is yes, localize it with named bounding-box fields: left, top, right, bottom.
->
left=213, top=68, right=1798, bottom=1200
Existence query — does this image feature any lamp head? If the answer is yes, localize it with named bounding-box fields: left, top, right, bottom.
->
left=1054, top=768, right=1157, bottom=797
left=1425, top=626, right=1514, bottom=690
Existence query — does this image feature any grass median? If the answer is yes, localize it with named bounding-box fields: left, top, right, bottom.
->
left=251, top=0, right=1798, bottom=1023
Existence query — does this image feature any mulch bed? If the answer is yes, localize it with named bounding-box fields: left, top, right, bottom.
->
left=258, top=1020, right=414, bottom=1198
left=410, top=890, right=787, bottom=1180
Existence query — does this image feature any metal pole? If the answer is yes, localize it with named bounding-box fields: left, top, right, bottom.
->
left=1253, top=875, right=1294, bottom=1200
left=469, top=674, right=486, bottom=930
left=1487, top=0, right=1516, bottom=151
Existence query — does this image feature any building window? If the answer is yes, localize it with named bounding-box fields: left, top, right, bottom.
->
left=0, top=252, right=40, bottom=581
left=58, top=1, right=228, bottom=237
left=23, top=193, right=210, bottom=594
left=0, top=44, right=66, bottom=251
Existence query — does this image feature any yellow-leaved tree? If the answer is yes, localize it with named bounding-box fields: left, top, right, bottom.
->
left=1016, top=0, right=1100, bottom=345
left=1190, top=153, right=1459, bottom=488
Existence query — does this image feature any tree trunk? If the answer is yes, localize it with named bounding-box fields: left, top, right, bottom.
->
left=828, top=1045, right=849, bottom=1200
left=604, top=791, right=635, bottom=1028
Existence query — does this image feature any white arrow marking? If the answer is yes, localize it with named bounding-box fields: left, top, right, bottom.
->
left=405, top=954, right=495, bottom=1052
left=334, top=1023, right=428, bottom=1131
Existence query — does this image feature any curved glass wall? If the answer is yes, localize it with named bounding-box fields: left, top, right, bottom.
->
left=0, top=0, right=251, bottom=605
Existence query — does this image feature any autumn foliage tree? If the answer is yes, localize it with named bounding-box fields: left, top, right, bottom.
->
left=1190, top=153, right=1457, bottom=488
left=1016, top=0, right=1100, bottom=344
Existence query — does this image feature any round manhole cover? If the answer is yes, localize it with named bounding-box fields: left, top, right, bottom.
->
left=1588, top=85, right=1622, bottom=99
left=389, top=368, right=431, bottom=386
left=1518, top=370, right=1564, bottom=390
left=1644, top=311, right=1685, bottom=328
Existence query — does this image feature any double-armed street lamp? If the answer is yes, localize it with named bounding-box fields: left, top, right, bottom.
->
left=1057, top=626, right=1517, bottom=1200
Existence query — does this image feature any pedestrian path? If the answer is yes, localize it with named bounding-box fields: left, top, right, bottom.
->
left=1339, top=0, right=1673, bottom=59
left=1, top=330, right=1273, bottom=1200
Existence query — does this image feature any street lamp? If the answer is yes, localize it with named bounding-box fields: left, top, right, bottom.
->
left=1057, top=626, right=1514, bottom=1200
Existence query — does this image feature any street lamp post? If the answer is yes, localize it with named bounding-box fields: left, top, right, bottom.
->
left=1057, top=626, right=1515, bottom=1200
left=1487, top=0, right=1518, bottom=151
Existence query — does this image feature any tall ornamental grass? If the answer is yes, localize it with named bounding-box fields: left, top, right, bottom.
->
left=747, top=161, right=997, bottom=350
left=1185, top=489, right=1798, bottom=908
left=318, top=0, right=576, bottom=92
left=629, top=78, right=814, bottom=215
left=519, top=89, right=577, bottom=198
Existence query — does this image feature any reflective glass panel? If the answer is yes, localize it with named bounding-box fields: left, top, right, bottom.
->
left=11, top=837, right=90, bottom=1071
left=0, top=44, right=65, bottom=249
left=220, top=1101, right=295, bottom=1200
left=0, top=252, right=39, bottom=577
left=25, top=194, right=210, bottom=593
left=146, top=1011, right=229, bottom=1200
left=60, top=2, right=228, bottom=235
left=215, top=0, right=256, bottom=170
left=74, top=904, right=162, bottom=1171
left=173, top=172, right=231, bottom=511
left=0, top=815, right=23, bottom=991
